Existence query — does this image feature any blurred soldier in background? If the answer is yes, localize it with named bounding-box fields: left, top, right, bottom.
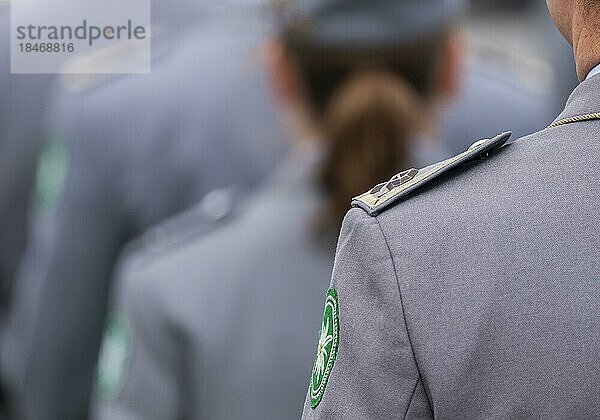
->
left=465, top=0, right=578, bottom=122
left=1, top=2, right=287, bottom=419
left=302, top=0, right=600, bottom=417
left=90, top=0, right=468, bottom=418
left=0, top=8, right=55, bottom=317
left=0, top=0, right=217, bottom=337
left=440, top=49, right=553, bottom=155
left=0, top=0, right=208, bottom=316
left=0, top=7, right=59, bottom=412
left=0, top=0, right=215, bottom=406
left=442, top=0, right=570, bottom=153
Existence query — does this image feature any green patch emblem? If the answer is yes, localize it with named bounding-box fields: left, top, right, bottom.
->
left=95, top=311, right=132, bottom=400
left=310, top=288, right=339, bottom=409
left=33, top=134, right=69, bottom=213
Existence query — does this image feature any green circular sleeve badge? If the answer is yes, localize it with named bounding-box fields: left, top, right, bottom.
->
left=310, top=288, right=339, bottom=409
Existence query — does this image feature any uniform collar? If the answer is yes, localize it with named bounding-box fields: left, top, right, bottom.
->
left=551, top=70, right=600, bottom=125
left=585, top=62, right=600, bottom=81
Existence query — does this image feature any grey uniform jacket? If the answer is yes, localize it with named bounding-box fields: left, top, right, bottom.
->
left=3, top=13, right=286, bottom=420
left=302, top=75, right=600, bottom=419
left=0, top=0, right=208, bottom=308
left=0, top=9, right=55, bottom=307
left=92, top=149, right=333, bottom=420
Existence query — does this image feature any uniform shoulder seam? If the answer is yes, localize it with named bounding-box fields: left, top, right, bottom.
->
left=374, top=216, right=431, bottom=410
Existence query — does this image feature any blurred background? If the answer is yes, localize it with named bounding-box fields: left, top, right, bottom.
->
left=0, top=0, right=578, bottom=419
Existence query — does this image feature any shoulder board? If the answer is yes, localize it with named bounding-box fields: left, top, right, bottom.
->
left=352, top=132, right=511, bottom=216
left=120, top=188, right=241, bottom=272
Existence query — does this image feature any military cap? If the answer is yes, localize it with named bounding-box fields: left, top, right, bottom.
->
left=279, top=0, right=466, bottom=47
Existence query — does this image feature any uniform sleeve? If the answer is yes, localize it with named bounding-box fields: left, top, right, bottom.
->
left=302, top=208, right=431, bottom=419
left=91, top=261, right=182, bottom=420
left=15, top=93, right=128, bottom=420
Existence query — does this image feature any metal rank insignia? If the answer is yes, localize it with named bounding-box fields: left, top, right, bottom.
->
left=370, top=168, right=419, bottom=199
left=352, top=132, right=512, bottom=216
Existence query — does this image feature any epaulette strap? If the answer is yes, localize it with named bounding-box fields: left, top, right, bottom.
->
left=352, top=132, right=512, bottom=216
left=121, top=188, right=239, bottom=271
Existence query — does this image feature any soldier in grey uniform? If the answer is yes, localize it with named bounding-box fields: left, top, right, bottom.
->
left=0, top=3, right=61, bottom=414
left=90, top=0, right=471, bottom=418
left=302, top=1, right=600, bottom=419
left=440, top=53, right=554, bottom=154
left=2, top=4, right=287, bottom=420
left=0, top=0, right=212, bottom=406
left=0, top=8, right=56, bottom=310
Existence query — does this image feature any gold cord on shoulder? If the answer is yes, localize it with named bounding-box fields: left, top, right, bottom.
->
left=548, top=113, right=600, bottom=129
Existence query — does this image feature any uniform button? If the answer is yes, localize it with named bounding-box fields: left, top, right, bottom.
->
left=468, top=139, right=488, bottom=151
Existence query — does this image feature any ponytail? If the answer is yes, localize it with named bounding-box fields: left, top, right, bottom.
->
left=282, top=35, right=444, bottom=235
left=317, top=70, right=420, bottom=232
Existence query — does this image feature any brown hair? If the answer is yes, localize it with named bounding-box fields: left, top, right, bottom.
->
left=283, top=36, right=446, bottom=233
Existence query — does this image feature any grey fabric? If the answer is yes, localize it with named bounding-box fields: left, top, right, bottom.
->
left=3, top=11, right=286, bottom=420
left=0, top=10, right=55, bottom=308
left=303, top=75, right=600, bottom=419
left=91, top=149, right=333, bottom=420
left=440, top=55, right=554, bottom=154
left=0, top=0, right=210, bottom=315
left=0, top=0, right=210, bottom=407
